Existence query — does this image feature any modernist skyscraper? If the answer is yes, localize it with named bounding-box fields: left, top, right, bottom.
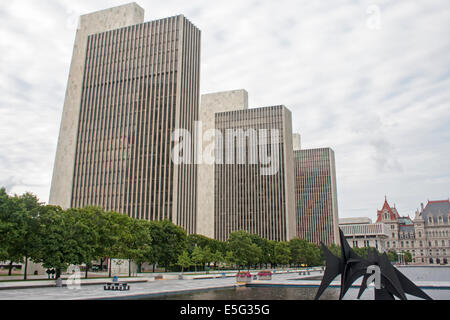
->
left=197, top=90, right=249, bottom=238
left=213, top=105, right=296, bottom=241
left=50, top=3, right=340, bottom=242
left=294, top=148, right=340, bottom=245
left=49, top=4, right=201, bottom=234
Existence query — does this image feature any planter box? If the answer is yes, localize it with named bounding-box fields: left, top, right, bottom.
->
left=236, top=277, right=252, bottom=284
left=258, top=275, right=272, bottom=281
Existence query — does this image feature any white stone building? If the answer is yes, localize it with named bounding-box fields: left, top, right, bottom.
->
left=339, top=217, right=390, bottom=252
left=376, top=198, right=450, bottom=265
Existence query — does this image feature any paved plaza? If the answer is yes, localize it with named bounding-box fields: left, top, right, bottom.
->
left=0, top=272, right=322, bottom=300
left=2, top=269, right=448, bottom=300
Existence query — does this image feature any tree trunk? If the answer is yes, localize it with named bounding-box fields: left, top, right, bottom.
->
left=129, top=260, right=132, bottom=277
left=85, top=264, right=89, bottom=279
left=152, top=264, right=155, bottom=273
left=8, top=261, right=13, bottom=276
left=108, top=258, right=112, bottom=278
left=24, top=257, right=28, bottom=281
left=56, top=268, right=62, bottom=279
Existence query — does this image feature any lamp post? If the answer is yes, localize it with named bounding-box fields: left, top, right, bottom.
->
left=398, top=252, right=405, bottom=265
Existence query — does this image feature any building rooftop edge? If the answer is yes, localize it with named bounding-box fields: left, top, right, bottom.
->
left=80, top=2, right=144, bottom=18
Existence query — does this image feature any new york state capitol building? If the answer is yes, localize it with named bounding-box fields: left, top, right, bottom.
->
left=340, top=198, right=450, bottom=265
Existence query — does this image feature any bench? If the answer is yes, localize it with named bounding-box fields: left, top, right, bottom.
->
left=104, top=283, right=130, bottom=291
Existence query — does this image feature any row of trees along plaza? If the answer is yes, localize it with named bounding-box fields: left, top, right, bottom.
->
left=0, top=188, right=407, bottom=280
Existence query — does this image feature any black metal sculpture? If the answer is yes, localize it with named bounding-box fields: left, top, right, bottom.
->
left=315, top=230, right=433, bottom=300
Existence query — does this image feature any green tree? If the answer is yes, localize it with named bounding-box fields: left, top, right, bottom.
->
left=0, top=219, right=8, bottom=262
left=123, top=218, right=152, bottom=276
left=289, top=238, right=309, bottom=266
left=228, top=231, right=262, bottom=271
left=103, top=211, right=131, bottom=277
left=353, top=247, right=380, bottom=260
left=387, top=250, right=399, bottom=263
left=250, top=234, right=271, bottom=268
left=17, top=192, right=42, bottom=280
left=225, top=251, right=235, bottom=268
left=187, top=234, right=213, bottom=252
left=289, top=238, right=322, bottom=267
left=149, top=220, right=187, bottom=272
left=0, top=189, right=27, bottom=275
left=191, top=246, right=204, bottom=272
left=211, top=250, right=224, bottom=270
left=274, top=242, right=291, bottom=267
left=405, top=251, right=412, bottom=264
left=247, top=244, right=262, bottom=270
left=65, top=207, right=104, bottom=279
left=177, top=251, right=192, bottom=273
left=33, top=206, right=83, bottom=279
left=202, top=246, right=213, bottom=270
left=266, top=240, right=277, bottom=267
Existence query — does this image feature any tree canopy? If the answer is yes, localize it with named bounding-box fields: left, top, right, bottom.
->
left=3, top=187, right=384, bottom=278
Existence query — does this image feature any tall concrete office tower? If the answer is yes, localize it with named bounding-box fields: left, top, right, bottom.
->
left=197, top=90, right=249, bottom=238
left=294, top=148, right=340, bottom=245
left=214, top=105, right=296, bottom=241
left=293, top=133, right=301, bottom=151
left=49, top=3, right=201, bottom=234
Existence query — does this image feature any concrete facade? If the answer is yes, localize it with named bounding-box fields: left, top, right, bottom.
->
left=49, top=3, right=145, bottom=208
left=196, top=90, right=249, bottom=238
left=377, top=199, right=450, bottom=265
left=294, top=148, right=340, bottom=245
left=293, top=133, right=301, bottom=151
left=214, top=105, right=297, bottom=241
left=339, top=218, right=390, bottom=252
left=50, top=4, right=201, bottom=234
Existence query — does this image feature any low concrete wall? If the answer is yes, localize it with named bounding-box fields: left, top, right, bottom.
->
left=0, top=277, right=151, bottom=291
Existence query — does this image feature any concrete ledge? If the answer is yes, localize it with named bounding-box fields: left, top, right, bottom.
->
left=248, top=280, right=450, bottom=290
left=0, top=278, right=151, bottom=291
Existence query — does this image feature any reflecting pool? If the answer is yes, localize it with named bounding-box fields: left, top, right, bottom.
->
left=143, top=266, right=450, bottom=300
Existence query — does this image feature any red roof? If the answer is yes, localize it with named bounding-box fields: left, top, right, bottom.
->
left=376, top=198, right=399, bottom=222
left=427, top=200, right=450, bottom=205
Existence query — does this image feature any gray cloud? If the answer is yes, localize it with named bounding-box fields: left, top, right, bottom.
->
left=0, top=0, right=449, bottom=220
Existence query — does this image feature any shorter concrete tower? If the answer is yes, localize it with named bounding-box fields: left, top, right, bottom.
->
left=294, top=148, right=340, bottom=245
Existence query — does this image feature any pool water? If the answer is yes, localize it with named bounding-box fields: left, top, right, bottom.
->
left=143, top=266, right=450, bottom=300
left=144, top=286, right=340, bottom=300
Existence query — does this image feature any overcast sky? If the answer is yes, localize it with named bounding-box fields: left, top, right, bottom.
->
left=0, top=0, right=449, bottom=221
